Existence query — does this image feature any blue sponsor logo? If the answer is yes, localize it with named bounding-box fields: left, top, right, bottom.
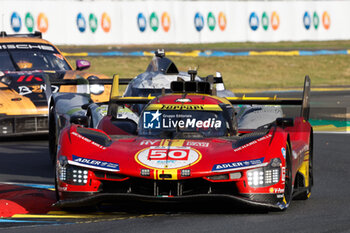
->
left=303, top=11, right=311, bottom=30
left=212, top=157, right=264, bottom=171
left=194, top=12, right=204, bottom=32
left=143, top=110, right=162, bottom=129
left=11, top=12, right=22, bottom=32
left=249, top=12, right=259, bottom=31
left=137, top=13, right=147, bottom=32
left=281, top=147, right=286, bottom=158
left=77, top=13, right=86, bottom=33
left=72, top=155, right=119, bottom=171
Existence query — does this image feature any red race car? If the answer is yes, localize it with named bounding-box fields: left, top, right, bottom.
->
left=55, top=72, right=313, bottom=210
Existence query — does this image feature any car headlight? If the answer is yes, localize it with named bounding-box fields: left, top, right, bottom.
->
left=88, top=76, right=104, bottom=95
left=57, top=156, right=89, bottom=185
left=246, top=158, right=281, bottom=188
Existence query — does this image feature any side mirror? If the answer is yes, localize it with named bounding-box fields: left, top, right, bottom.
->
left=76, top=59, right=91, bottom=71
left=276, top=118, right=294, bottom=128
left=70, top=115, right=88, bottom=127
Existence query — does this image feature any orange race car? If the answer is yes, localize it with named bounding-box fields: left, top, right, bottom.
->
left=0, top=31, right=111, bottom=137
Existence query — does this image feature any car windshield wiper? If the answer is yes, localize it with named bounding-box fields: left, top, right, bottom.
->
left=6, top=50, right=21, bottom=71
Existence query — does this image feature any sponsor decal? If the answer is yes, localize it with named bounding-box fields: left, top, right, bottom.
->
left=77, top=13, right=86, bottom=32
left=185, top=141, right=209, bottom=147
left=249, top=12, right=259, bottom=31
left=212, top=157, right=265, bottom=172
left=25, top=12, right=35, bottom=32
left=11, top=12, right=22, bottom=32
left=143, top=110, right=222, bottom=129
left=175, top=98, right=192, bottom=103
left=303, top=11, right=311, bottom=30
left=136, top=146, right=201, bottom=169
left=17, top=84, right=59, bottom=95
left=143, top=110, right=162, bottom=129
left=0, top=44, right=54, bottom=51
left=89, top=13, right=98, bottom=33
left=149, top=12, right=159, bottom=32
left=313, top=12, right=319, bottom=29
left=161, top=12, right=170, bottom=32
left=72, top=155, right=119, bottom=171
left=101, top=12, right=111, bottom=33
left=276, top=194, right=284, bottom=198
left=146, top=104, right=222, bottom=111
left=140, top=139, right=161, bottom=146
left=17, top=75, right=43, bottom=82
left=137, top=13, right=147, bottom=32
left=37, top=13, right=48, bottom=33
left=271, top=11, right=280, bottom=30
left=207, top=12, right=216, bottom=31
left=218, top=12, right=226, bottom=31
left=281, top=167, right=285, bottom=182
left=194, top=12, right=204, bottom=32
left=233, top=134, right=272, bottom=152
left=269, top=187, right=284, bottom=193
left=322, top=11, right=330, bottom=30
left=281, top=147, right=286, bottom=158
left=262, top=12, right=269, bottom=31
left=71, top=131, right=107, bottom=149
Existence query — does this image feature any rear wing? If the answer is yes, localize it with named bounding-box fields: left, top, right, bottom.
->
left=108, top=75, right=311, bottom=121
left=0, top=31, right=42, bottom=38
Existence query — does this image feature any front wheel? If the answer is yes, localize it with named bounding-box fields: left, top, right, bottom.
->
left=49, top=105, right=58, bottom=166
left=283, top=142, right=293, bottom=207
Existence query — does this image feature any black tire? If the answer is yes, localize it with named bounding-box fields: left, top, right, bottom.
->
left=54, top=159, right=60, bottom=201
left=283, top=142, right=293, bottom=207
left=49, top=105, right=58, bottom=166
left=294, top=133, right=313, bottom=200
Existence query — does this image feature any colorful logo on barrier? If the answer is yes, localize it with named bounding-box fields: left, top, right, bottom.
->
left=101, top=12, right=111, bottom=33
left=76, top=12, right=111, bottom=33
left=262, top=12, right=269, bottom=30
left=271, top=11, right=280, bottom=31
left=303, top=12, right=311, bottom=30
left=11, top=12, right=21, bottom=32
left=25, top=13, right=34, bottom=32
left=313, top=12, right=319, bottom=29
left=77, top=13, right=86, bottom=32
left=322, top=11, right=330, bottom=30
left=194, top=12, right=204, bottom=32
left=218, top=12, right=227, bottom=31
left=150, top=12, right=159, bottom=32
left=89, top=13, right=98, bottom=33
left=207, top=12, right=216, bottom=31
left=249, top=11, right=279, bottom=31
left=37, top=13, right=48, bottom=33
left=304, top=11, right=330, bottom=30
left=137, top=13, right=147, bottom=32
left=249, top=12, right=259, bottom=31
left=161, top=12, right=170, bottom=32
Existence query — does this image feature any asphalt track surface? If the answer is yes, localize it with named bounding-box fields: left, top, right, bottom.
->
left=0, top=91, right=349, bottom=233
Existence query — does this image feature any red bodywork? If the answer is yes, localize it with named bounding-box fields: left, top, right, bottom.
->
left=55, top=94, right=312, bottom=210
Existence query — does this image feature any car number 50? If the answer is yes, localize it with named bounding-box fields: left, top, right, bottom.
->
left=148, top=149, right=190, bottom=160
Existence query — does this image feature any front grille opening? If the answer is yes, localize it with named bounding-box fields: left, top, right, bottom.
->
left=98, top=178, right=239, bottom=197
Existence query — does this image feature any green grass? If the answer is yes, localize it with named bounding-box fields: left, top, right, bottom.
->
left=66, top=55, right=350, bottom=90
left=60, top=40, right=350, bottom=51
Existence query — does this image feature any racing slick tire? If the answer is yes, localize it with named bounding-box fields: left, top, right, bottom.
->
left=283, top=141, right=293, bottom=208
left=54, top=160, right=60, bottom=201
left=49, top=105, right=58, bottom=166
left=294, top=133, right=313, bottom=200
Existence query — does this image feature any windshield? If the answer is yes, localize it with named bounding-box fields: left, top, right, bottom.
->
left=0, top=43, right=71, bottom=71
left=139, top=108, right=229, bottom=138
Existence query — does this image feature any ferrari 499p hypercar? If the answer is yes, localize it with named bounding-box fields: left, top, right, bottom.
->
left=0, top=31, right=111, bottom=136
left=54, top=71, right=313, bottom=210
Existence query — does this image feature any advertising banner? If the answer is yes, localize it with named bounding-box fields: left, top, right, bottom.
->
left=0, top=1, right=347, bottom=45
